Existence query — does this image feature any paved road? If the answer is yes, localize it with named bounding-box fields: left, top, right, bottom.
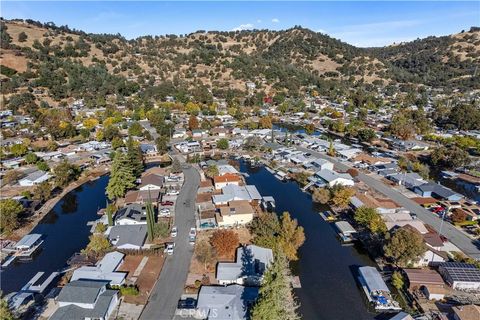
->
left=140, top=157, right=200, bottom=320
left=296, top=146, right=480, bottom=260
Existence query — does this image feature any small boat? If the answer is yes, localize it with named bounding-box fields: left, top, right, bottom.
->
left=319, top=211, right=336, bottom=222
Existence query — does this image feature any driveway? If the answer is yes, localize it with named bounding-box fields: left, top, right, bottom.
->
left=296, top=146, right=480, bottom=260
left=140, top=156, right=200, bottom=320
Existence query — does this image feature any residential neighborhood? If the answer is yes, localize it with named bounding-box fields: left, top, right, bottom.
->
left=1, top=2, right=480, bottom=320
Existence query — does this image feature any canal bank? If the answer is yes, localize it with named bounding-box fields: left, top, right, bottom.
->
left=0, top=175, right=109, bottom=295
left=239, top=162, right=377, bottom=320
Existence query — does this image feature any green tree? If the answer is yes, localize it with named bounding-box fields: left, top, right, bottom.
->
left=155, top=136, right=169, bottom=154
left=111, top=137, right=124, bottom=150
left=10, top=143, right=28, bottom=157
left=0, top=199, right=23, bottom=234
left=33, top=181, right=52, bottom=202
left=431, top=146, right=471, bottom=169
left=249, top=212, right=305, bottom=261
left=205, top=165, right=219, bottom=178
left=128, top=121, right=144, bottom=136
left=36, top=160, right=50, bottom=172
left=357, top=128, right=376, bottom=142
left=54, top=160, right=81, bottom=188
left=106, top=153, right=136, bottom=200
left=146, top=196, right=155, bottom=242
left=217, top=138, right=229, bottom=150
left=392, top=271, right=404, bottom=290
left=251, top=253, right=300, bottom=320
left=384, top=228, right=427, bottom=267
left=24, top=152, right=38, bottom=164
left=0, top=295, right=15, bottom=320
left=106, top=203, right=116, bottom=226
left=354, top=206, right=387, bottom=234
left=18, top=31, right=28, bottom=42
left=278, top=212, right=305, bottom=261
left=330, top=186, right=355, bottom=208
left=327, top=140, right=335, bottom=157
left=126, top=137, right=144, bottom=177
left=82, top=234, right=111, bottom=257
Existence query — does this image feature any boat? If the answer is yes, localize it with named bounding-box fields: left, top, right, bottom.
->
left=275, top=170, right=288, bottom=181
left=357, top=266, right=402, bottom=312
left=319, top=211, right=336, bottom=222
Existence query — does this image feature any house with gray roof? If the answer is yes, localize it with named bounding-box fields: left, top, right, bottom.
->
left=50, top=280, right=118, bottom=320
left=212, top=185, right=262, bottom=205
left=413, top=183, right=462, bottom=201
left=216, top=245, right=273, bottom=286
left=70, top=251, right=126, bottom=285
left=195, top=285, right=259, bottom=320
left=387, top=172, right=426, bottom=189
left=107, top=225, right=147, bottom=249
left=18, top=170, right=52, bottom=187
left=314, top=169, right=354, bottom=187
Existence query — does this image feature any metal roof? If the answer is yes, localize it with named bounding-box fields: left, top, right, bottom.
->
left=15, top=234, right=42, bottom=249
left=358, top=266, right=390, bottom=293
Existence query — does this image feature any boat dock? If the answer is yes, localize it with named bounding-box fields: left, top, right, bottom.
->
left=22, top=271, right=60, bottom=293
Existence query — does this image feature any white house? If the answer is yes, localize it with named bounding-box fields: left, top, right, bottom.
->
left=216, top=200, right=255, bottom=227
left=216, top=245, right=273, bottom=285
left=70, top=252, right=126, bottom=286
left=19, top=171, right=52, bottom=187
left=314, top=169, right=354, bottom=187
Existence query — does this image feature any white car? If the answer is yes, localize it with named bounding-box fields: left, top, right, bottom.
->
left=159, top=208, right=171, bottom=216
left=171, top=226, right=178, bottom=238
left=165, top=243, right=175, bottom=255
left=189, top=227, right=196, bottom=237
left=166, top=190, right=180, bottom=196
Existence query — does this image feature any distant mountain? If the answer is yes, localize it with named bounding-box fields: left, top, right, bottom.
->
left=1, top=19, right=479, bottom=102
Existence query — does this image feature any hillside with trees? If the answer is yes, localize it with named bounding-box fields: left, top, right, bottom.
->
left=0, top=18, right=479, bottom=108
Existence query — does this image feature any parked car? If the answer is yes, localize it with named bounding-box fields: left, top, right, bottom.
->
left=161, top=201, right=174, bottom=206
left=177, top=298, right=196, bottom=309
left=189, top=227, right=196, bottom=237
left=159, top=208, right=171, bottom=216
left=165, top=243, right=175, bottom=255
left=171, top=226, right=177, bottom=237
left=166, top=190, right=180, bottom=196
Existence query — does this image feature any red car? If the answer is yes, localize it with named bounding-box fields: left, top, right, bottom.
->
left=161, top=201, right=174, bottom=206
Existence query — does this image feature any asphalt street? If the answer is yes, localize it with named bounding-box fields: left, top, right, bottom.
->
left=296, top=146, right=480, bottom=260
left=140, top=156, right=200, bottom=320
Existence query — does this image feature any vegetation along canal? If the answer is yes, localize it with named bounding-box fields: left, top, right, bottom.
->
left=1, top=176, right=109, bottom=295
left=240, top=161, right=377, bottom=320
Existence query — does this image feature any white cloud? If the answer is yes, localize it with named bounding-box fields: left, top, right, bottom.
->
left=257, top=19, right=262, bottom=23
left=317, top=29, right=327, bottom=34
left=231, top=23, right=254, bottom=31
left=271, top=18, right=280, bottom=23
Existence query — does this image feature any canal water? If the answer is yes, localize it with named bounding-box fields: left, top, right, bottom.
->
left=0, top=176, right=109, bottom=295
left=240, top=162, right=377, bottom=320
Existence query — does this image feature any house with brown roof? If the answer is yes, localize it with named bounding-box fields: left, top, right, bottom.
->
left=403, top=268, right=447, bottom=300
left=216, top=200, right=255, bottom=227
left=139, top=174, right=164, bottom=191
left=452, top=304, right=480, bottom=320
left=213, top=173, right=241, bottom=190
left=124, top=189, right=161, bottom=206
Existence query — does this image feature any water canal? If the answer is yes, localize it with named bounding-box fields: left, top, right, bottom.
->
left=240, top=162, right=377, bottom=320
left=1, top=176, right=109, bottom=295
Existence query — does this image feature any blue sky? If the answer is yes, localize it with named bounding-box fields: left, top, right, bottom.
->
left=2, top=1, right=479, bottom=47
